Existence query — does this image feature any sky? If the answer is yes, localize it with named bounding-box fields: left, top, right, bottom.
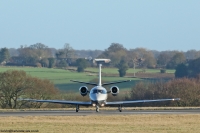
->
left=0, top=0, right=200, bottom=51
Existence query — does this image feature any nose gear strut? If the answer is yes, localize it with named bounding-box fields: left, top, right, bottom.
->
left=96, top=105, right=99, bottom=112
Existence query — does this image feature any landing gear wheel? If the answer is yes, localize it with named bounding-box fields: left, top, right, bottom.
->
left=76, top=105, right=79, bottom=112
left=96, top=105, right=99, bottom=112
left=118, top=105, right=122, bottom=112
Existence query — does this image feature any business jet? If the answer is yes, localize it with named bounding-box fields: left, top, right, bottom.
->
left=21, top=59, right=180, bottom=112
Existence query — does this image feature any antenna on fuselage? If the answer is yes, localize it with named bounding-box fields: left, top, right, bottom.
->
left=94, top=59, right=111, bottom=86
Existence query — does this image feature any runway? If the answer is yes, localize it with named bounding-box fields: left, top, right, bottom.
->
left=0, top=109, right=200, bottom=116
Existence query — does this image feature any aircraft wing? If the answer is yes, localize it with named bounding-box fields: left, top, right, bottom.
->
left=106, top=98, right=180, bottom=105
left=19, top=99, right=91, bottom=105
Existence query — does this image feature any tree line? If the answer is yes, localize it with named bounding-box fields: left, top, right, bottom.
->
left=1, top=43, right=200, bottom=69
left=1, top=42, right=200, bottom=77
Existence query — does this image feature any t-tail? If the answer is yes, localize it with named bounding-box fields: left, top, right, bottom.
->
left=70, top=59, right=131, bottom=86
left=95, top=59, right=112, bottom=86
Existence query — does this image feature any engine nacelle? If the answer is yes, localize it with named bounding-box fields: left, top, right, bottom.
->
left=110, top=86, right=119, bottom=96
left=79, top=86, right=89, bottom=96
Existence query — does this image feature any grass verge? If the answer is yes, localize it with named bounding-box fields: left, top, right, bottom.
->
left=0, top=115, right=199, bottom=133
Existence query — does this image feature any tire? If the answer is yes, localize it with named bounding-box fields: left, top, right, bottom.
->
left=96, top=106, right=99, bottom=112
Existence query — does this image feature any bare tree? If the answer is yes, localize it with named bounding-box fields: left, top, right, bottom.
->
left=129, top=48, right=156, bottom=68
left=0, top=70, right=58, bottom=109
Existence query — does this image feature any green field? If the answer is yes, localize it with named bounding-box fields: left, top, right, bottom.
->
left=85, top=67, right=175, bottom=74
left=0, top=67, right=143, bottom=92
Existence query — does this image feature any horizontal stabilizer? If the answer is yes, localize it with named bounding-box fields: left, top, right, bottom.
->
left=102, top=80, right=131, bottom=86
left=70, top=80, right=131, bottom=86
left=70, top=80, right=98, bottom=86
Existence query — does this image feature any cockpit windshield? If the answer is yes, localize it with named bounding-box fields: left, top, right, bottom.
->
left=92, top=89, right=106, bottom=94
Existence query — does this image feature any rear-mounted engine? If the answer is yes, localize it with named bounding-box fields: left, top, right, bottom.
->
left=79, top=86, right=89, bottom=96
left=110, top=86, right=119, bottom=96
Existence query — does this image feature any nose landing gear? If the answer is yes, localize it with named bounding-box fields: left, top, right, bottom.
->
left=96, top=105, right=99, bottom=112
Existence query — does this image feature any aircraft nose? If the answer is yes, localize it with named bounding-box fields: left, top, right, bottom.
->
left=90, top=94, right=107, bottom=101
left=96, top=94, right=107, bottom=101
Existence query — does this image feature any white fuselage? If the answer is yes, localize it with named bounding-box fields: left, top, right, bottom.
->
left=89, top=86, right=107, bottom=106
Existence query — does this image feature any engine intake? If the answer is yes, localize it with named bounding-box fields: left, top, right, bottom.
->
left=110, top=86, right=119, bottom=96
left=79, top=86, right=89, bottom=96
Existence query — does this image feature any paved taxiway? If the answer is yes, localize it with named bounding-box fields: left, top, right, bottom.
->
left=0, top=109, right=200, bottom=116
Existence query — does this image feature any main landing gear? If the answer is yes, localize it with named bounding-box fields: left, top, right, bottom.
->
left=76, top=105, right=79, bottom=112
left=118, top=105, right=122, bottom=112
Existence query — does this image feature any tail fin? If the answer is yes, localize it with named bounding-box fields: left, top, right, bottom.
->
left=94, top=59, right=111, bottom=86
